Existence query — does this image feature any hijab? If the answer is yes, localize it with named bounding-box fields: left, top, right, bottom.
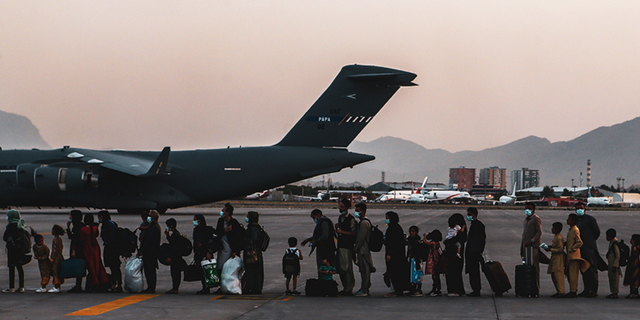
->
left=7, top=209, right=27, bottom=231
left=386, top=211, right=399, bottom=225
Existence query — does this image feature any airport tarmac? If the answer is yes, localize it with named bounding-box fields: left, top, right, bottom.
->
left=1, top=207, right=639, bottom=319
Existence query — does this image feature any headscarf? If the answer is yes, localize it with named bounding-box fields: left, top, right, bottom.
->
left=194, top=214, right=207, bottom=226
left=386, top=211, right=399, bottom=225
left=632, top=234, right=640, bottom=246
left=7, top=209, right=27, bottom=231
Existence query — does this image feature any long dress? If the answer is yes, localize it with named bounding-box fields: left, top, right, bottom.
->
left=243, top=224, right=264, bottom=294
left=623, top=244, right=640, bottom=289
left=80, top=225, right=110, bottom=288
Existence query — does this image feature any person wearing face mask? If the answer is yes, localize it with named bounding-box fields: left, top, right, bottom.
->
left=193, top=214, right=216, bottom=294
left=384, top=211, right=410, bottom=297
left=243, top=211, right=264, bottom=294
left=301, top=209, right=336, bottom=269
left=137, top=210, right=161, bottom=293
left=215, top=203, right=244, bottom=289
left=520, top=202, right=542, bottom=296
left=465, top=207, right=486, bottom=297
left=574, top=202, right=601, bottom=298
left=353, top=202, right=375, bottom=297
left=164, top=218, right=187, bottom=294
left=334, top=198, right=356, bottom=295
left=97, top=210, right=122, bottom=293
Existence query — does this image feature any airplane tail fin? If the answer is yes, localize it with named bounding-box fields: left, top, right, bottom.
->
left=416, top=177, right=429, bottom=194
left=276, top=65, right=416, bottom=148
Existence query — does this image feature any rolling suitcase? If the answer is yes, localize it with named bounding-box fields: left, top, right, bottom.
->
left=515, top=247, right=538, bottom=297
left=483, top=260, right=511, bottom=296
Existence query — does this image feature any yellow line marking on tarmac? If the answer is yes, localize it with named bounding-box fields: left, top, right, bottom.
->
left=66, top=294, right=160, bottom=316
left=211, top=294, right=292, bottom=301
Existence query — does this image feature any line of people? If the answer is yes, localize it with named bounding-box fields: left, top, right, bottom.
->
left=523, top=202, right=640, bottom=299
left=2, top=204, right=266, bottom=295
left=299, top=200, right=487, bottom=297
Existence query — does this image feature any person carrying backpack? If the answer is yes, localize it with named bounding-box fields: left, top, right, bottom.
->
left=3, top=209, right=31, bottom=293
left=98, top=210, right=122, bottom=293
left=353, top=202, right=375, bottom=297
left=283, top=237, right=302, bottom=295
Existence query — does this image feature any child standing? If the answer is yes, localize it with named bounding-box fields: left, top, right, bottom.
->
left=407, top=226, right=423, bottom=296
left=423, top=229, right=443, bottom=296
left=283, top=237, right=303, bottom=295
left=565, top=214, right=589, bottom=298
left=605, top=228, right=622, bottom=299
left=445, top=224, right=462, bottom=258
left=543, top=222, right=565, bottom=298
left=32, top=234, right=52, bottom=293
left=49, top=225, right=65, bottom=293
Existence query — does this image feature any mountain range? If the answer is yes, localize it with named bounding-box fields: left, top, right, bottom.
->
left=2, top=110, right=639, bottom=188
left=0, top=110, right=50, bottom=150
left=332, top=117, right=640, bottom=187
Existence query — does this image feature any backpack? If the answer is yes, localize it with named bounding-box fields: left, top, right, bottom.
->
left=116, top=227, right=138, bottom=258
left=177, top=235, right=193, bottom=257
left=364, top=219, right=384, bottom=252
left=259, top=227, right=270, bottom=252
left=618, top=240, right=630, bottom=267
left=10, top=228, right=32, bottom=255
left=282, top=248, right=300, bottom=275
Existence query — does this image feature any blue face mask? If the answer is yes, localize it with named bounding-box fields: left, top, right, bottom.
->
left=220, top=211, right=225, bottom=217
left=525, top=209, right=533, bottom=217
left=166, top=227, right=171, bottom=232
left=98, top=220, right=102, bottom=223
left=147, top=217, right=152, bottom=223
left=576, top=209, right=585, bottom=216
left=314, top=218, right=318, bottom=224
left=245, top=217, right=249, bottom=223
left=193, top=220, right=199, bottom=227
left=385, top=219, right=390, bottom=225
left=466, top=215, right=473, bottom=222
left=354, top=211, right=361, bottom=218
left=340, top=211, right=347, bottom=215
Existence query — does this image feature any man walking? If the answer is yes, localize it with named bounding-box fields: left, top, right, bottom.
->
left=465, top=207, right=486, bottom=297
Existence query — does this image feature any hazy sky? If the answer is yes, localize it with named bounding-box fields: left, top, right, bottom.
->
left=2, top=1, right=640, bottom=152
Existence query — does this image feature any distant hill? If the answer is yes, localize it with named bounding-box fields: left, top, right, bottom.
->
left=0, top=110, right=50, bottom=149
left=331, top=117, right=640, bottom=187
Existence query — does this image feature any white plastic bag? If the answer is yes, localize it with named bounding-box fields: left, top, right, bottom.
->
left=220, top=257, right=243, bottom=294
left=124, top=257, right=144, bottom=293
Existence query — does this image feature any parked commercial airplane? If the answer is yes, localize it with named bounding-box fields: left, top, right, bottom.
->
left=424, top=189, right=472, bottom=203
left=499, top=186, right=517, bottom=205
left=586, top=187, right=610, bottom=206
left=0, top=65, right=417, bottom=213
left=245, top=190, right=272, bottom=200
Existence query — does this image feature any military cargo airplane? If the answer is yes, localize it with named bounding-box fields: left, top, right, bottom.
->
left=0, top=65, right=416, bottom=214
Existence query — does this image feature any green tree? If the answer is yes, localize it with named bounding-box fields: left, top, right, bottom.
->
left=562, top=188, right=572, bottom=197
left=541, top=186, right=555, bottom=198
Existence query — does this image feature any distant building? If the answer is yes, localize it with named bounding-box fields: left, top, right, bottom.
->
left=449, top=167, right=476, bottom=191
left=512, top=168, right=540, bottom=191
left=479, top=166, right=507, bottom=189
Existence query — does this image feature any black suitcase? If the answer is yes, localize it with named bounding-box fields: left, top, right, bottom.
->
left=515, top=247, right=538, bottom=297
left=305, top=279, right=339, bottom=297
left=483, top=260, right=511, bottom=296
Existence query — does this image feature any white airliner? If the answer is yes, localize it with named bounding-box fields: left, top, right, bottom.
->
left=499, top=186, right=517, bottom=205
left=586, top=187, right=610, bottom=206
left=404, top=177, right=472, bottom=203
left=378, top=177, right=429, bottom=203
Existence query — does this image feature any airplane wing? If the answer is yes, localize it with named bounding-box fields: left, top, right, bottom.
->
left=75, top=147, right=171, bottom=177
